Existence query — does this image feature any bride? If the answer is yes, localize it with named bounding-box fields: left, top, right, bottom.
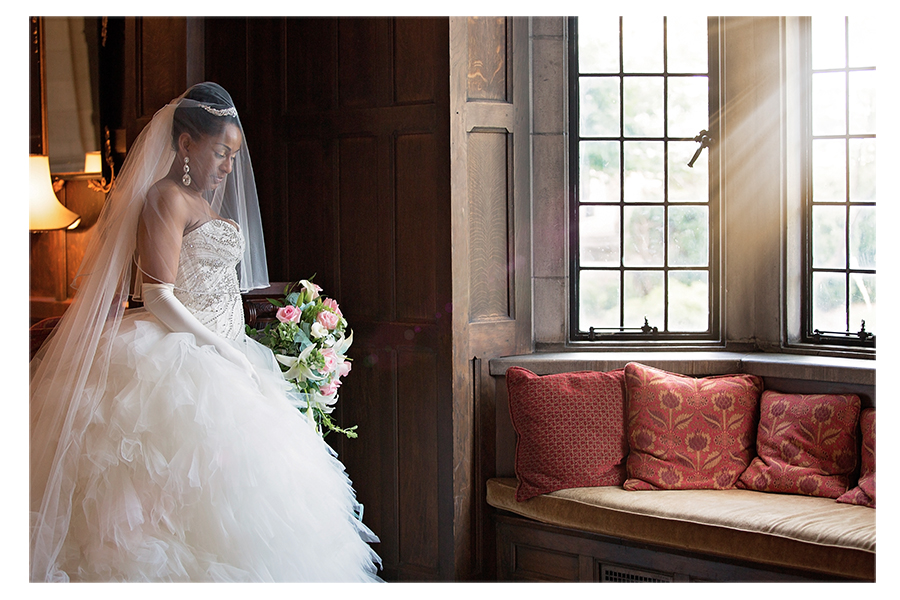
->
left=29, top=82, right=382, bottom=582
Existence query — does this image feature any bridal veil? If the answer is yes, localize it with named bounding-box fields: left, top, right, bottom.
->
left=29, top=82, right=268, bottom=581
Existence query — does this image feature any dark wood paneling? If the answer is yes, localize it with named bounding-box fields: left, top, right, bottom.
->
left=338, top=18, right=383, bottom=108
left=206, top=17, right=452, bottom=581
left=397, top=347, right=441, bottom=576
left=30, top=231, right=66, bottom=301
left=63, top=182, right=105, bottom=290
left=341, top=341, right=399, bottom=567
left=394, top=18, right=437, bottom=105
left=339, top=135, right=386, bottom=320
left=284, top=137, right=335, bottom=285
left=285, top=18, right=337, bottom=112
left=496, top=514, right=866, bottom=582
left=395, top=132, right=439, bottom=322
left=137, top=18, right=187, bottom=118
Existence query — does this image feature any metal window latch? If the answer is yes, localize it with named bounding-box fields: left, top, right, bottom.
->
left=588, top=317, right=659, bottom=340
left=687, top=129, right=714, bottom=168
left=812, top=320, right=875, bottom=343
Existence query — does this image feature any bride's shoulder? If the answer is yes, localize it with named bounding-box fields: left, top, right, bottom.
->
left=146, top=179, right=188, bottom=210
left=147, top=178, right=181, bottom=201
left=142, top=179, right=193, bottom=225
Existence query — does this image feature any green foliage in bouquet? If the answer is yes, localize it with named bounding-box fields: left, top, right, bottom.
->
left=246, top=280, right=358, bottom=438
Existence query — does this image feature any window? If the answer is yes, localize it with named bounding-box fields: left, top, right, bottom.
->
left=804, top=16, right=876, bottom=347
left=570, top=17, right=718, bottom=342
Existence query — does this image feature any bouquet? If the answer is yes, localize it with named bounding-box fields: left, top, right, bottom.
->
left=247, top=279, right=357, bottom=438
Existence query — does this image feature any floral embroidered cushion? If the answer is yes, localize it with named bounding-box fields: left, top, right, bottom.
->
left=507, top=367, right=628, bottom=501
left=623, top=362, right=763, bottom=491
left=837, top=407, right=875, bottom=507
left=738, top=391, right=860, bottom=498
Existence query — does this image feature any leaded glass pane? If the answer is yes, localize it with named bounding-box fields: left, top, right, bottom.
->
left=624, top=270, right=664, bottom=329
left=580, top=270, right=620, bottom=328
left=668, top=271, right=709, bottom=331
left=580, top=205, right=620, bottom=267
left=668, top=206, right=709, bottom=267
left=580, top=141, right=621, bottom=203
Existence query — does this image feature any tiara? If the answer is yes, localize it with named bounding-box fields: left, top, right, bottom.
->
left=201, top=105, right=238, bottom=118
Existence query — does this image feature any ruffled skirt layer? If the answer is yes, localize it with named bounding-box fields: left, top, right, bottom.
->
left=42, top=309, right=381, bottom=582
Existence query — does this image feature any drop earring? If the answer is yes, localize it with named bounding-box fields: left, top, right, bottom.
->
left=182, top=156, right=192, bottom=186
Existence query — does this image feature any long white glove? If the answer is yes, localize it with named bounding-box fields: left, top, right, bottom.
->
left=141, top=282, right=259, bottom=384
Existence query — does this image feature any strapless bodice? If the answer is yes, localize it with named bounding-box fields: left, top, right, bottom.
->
left=174, top=219, right=245, bottom=339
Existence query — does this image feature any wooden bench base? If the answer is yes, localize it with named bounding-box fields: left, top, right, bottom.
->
left=495, top=513, right=864, bottom=582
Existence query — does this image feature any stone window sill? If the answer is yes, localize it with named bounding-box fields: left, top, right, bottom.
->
left=488, top=351, right=875, bottom=387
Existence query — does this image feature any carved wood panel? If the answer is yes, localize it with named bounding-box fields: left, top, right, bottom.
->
left=466, top=17, right=508, bottom=102
left=136, top=18, right=187, bottom=119
left=397, top=346, right=441, bottom=573
left=396, top=132, right=440, bottom=322
left=450, top=16, right=531, bottom=582
left=394, top=18, right=438, bottom=105
left=467, top=129, right=512, bottom=322
left=339, top=135, right=385, bottom=320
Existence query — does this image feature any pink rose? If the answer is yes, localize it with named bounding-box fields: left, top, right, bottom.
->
left=320, top=379, right=341, bottom=396
left=316, top=309, right=340, bottom=331
left=322, top=298, right=342, bottom=317
left=320, top=348, right=339, bottom=373
left=276, top=305, right=302, bottom=324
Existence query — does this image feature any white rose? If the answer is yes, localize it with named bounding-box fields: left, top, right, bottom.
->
left=310, top=322, right=328, bottom=339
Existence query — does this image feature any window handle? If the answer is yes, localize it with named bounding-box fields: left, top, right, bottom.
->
left=687, top=129, right=714, bottom=168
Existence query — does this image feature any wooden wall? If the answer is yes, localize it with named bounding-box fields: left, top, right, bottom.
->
left=447, top=16, right=533, bottom=581
left=204, top=17, right=454, bottom=581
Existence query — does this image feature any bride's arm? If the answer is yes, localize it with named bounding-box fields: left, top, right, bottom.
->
left=136, top=184, right=190, bottom=286
left=141, top=282, right=257, bottom=381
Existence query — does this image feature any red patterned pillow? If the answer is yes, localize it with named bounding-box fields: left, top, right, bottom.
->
left=623, top=362, right=763, bottom=491
left=738, top=391, right=860, bottom=498
left=506, top=367, right=628, bottom=501
left=837, top=408, right=875, bottom=507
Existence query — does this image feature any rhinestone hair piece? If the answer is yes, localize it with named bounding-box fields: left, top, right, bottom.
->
left=201, top=105, right=238, bottom=118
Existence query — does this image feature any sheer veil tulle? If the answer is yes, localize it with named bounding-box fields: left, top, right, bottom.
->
left=29, top=83, right=268, bottom=581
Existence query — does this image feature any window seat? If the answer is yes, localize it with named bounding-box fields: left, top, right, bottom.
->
left=487, top=477, right=874, bottom=581
left=485, top=352, right=875, bottom=582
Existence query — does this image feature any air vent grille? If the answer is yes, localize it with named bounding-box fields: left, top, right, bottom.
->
left=601, top=564, right=673, bottom=583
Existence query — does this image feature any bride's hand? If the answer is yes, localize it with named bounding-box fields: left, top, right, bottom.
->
left=217, top=344, right=262, bottom=387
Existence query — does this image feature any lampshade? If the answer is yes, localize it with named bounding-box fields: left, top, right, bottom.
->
left=30, top=154, right=80, bottom=231
left=84, top=151, right=102, bottom=174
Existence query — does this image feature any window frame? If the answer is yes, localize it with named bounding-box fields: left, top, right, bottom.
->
left=567, top=16, right=722, bottom=345
left=798, top=16, right=876, bottom=350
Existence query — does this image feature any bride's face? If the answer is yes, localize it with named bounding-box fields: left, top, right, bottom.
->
left=187, top=124, right=243, bottom=192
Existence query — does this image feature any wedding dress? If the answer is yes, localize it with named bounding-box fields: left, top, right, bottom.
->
left=31, top=82, right=382, bottom=582
left=40, top=218, right=381, bottom=582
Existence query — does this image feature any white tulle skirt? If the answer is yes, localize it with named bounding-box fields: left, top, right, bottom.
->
left=40, top=309, right=381, bottom=582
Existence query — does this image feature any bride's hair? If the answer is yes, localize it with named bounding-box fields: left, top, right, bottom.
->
left=171, top=82, right=238, bottom=147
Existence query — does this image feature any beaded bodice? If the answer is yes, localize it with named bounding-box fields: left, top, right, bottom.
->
left=174, top=219, right=244, bottom=340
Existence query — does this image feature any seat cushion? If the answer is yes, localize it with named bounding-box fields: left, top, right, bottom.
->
left=486, top=477, right=875, bottom=580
